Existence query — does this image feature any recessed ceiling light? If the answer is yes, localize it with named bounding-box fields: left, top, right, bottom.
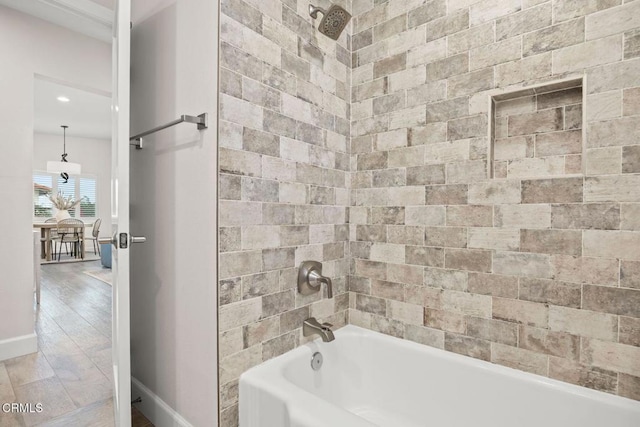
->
left=57, top=96, right=70, bottom=103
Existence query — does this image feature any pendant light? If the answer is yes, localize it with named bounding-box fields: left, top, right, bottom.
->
left=46, top=125, right=81, bottom=182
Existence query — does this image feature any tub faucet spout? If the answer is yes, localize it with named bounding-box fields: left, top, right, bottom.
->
left=303, top=317, right=335, bottom=342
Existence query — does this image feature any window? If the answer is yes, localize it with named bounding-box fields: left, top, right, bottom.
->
left=79, top=178, right=97, bottom=217
left=33, top=171, right=98, bottom=219
left=33, top=173, right=53, bottom=218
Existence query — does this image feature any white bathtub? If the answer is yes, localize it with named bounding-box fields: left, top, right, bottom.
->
left=239, top=325, right=640, bottom=427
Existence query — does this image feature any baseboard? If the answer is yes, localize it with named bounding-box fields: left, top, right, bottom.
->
left=131, top=376, right=193, bottom=427
left=0, top=333, right=38, bottom=362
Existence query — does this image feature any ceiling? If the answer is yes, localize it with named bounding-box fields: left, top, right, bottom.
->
left=0, top=0, right=113, bottom=42
left=35, top=78, right=112, bottom=139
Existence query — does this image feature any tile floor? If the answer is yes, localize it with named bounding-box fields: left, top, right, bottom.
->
left=0, top=261, right=152, bottom=426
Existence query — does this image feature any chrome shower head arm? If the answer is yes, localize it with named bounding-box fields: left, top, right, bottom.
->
left=309, top=4, right=326, bottom=19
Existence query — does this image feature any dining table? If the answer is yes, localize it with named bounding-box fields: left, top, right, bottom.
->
left=33, top=220, right=93, bottom=261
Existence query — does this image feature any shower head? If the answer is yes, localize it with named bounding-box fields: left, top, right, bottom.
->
left=309, top=4, right=351, bottom=40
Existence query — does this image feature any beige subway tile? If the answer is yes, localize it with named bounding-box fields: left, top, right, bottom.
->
left=448, top=68, right=494, bottom=98
left=586, top=90, right=622, bottom=122
left=448, top=22, right=495, bottom=56
left=220, top=148, right=262, bottom=177
left=445, top=248, right=492, bottom=273
left=551, top=255, right=619, bottom=286
left=522, top=177, right=583, bottom=203
left=468, top=272, right=519, bottom=298
left=371, top=279, right=405, bottom=303
left=496, top=3, right=552, bottom=40
left=623, top=146, right=640, bottom=173
left=467, top=317, right=518, bottom=346
left=447, top=205, right=493, bottom=227
left=424, top=267, right=468, bottom=291
left=551, top=203, right=620, bottom=230
left=509, top=108, right=564, bottom=136
left=468, top=228, right=519, bottom=251
left=620, top=316, right=640, bottom=347
left=427, top=9, right=470, bottom=42
left=495, top=204, right=551, bottom=228
left=583, top=284, right=640, bottom=317
left=549, top=306, right=617, bottom=341
left=219, top=251, right=263, bottom=280
left=442, top=290, right=492, bottom=318
left=623, top=87, right=640, bottom=116
left=388, top=225, right=425, bottom=246
left=244, top=316, right=280, bottom=349
left=497, top=95, right=537, bottom=117
left=445, top=332, right=491, bottom=361
left=519, top=277, right=581, bottom=308
left=221, top=94, right=264, bottom=130
left=554, top=0, right=621, bottom=23
left=405, top=324, right=445, bottom=349
left=491, top=342, right=548, bottom=376
left=523, top=18, right=585, bottom=57
left=407, top=164, right=446, bottom=186
left=470, top=38, right=522, bottom=71
left=587, top=57, right=640, bottom=94
left=585, top=0, right=640, bottom=40
left=389, top=66, right=427, bottom=93
left=619, top=373, right=640, bottom=400
left=425, top=226, right=468, bottom=248
left=219, top=298, right=263, bottom=332
left=588, top=116, right=640, bottom=148
left=621, top=203, right=640, bottom=231
left=446, top=160, right=488, bottom=184
left=553, top=35, right=622, bottom=74
left=584, top=230, right=640, bottom=260
left=586, top=147, right=622, bottom=175
left=469, top=0, right=521, bottom=26
left=220, top=344, right=262, bottom=384
left=493, top=251, right=552, bottom=279
left=548, top=356, right=617, bottom=394
left=426, top=184, right=468, bottom=205
left=469, top=181, right=521, bottom=204
left=424, top=308, right=466, bottom=333
left=535, top=130, right=582, bottom=156
left=424, top=140, right=470, bottom=164
left=405, top=206, right=446, bottom=226
left=582, top=338, right=640, bottom=377
left=496, top=53, right=552, bottom=87
left=406, top=246, right=445, bottom=268
left=520, top=325, right=580, bottom=360
left=493, top=297, right=549, bottom=327
left=585, top=175, right=640, bottom=202
left=386, top=300, right=424, bottom=325
left=521, top=229, right=582, bottom=256
left=388, top=263, right=425, bottom=286
left=407, top=38, right=447, bottom=68
left=370, top=243, right=405, bottom=264
left=507, top=157, right=566, bottom=178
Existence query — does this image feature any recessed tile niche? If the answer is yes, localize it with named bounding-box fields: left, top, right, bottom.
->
left=490, top=78, right=585, bottom=179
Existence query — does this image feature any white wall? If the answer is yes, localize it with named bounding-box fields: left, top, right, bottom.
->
left=0, top=5, right=110, bottom=355
left=33, top=133, right=112, bottom=236
left=129, top=1, right=218, bottom=425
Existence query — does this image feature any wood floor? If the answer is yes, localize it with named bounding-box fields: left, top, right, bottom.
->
left=0, top=261, right=152, bottom=426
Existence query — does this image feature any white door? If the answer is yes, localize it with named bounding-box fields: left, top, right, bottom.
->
left=104, top=0, right=132, bottom=425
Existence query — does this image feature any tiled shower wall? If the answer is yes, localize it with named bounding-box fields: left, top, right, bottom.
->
left=217, top=0, right=351, bottom=424
left=349, top=0, right=640, bottom=402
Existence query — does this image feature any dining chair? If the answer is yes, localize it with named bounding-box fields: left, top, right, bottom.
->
left=84, top=218, right=102, bottom=255
left=41, top=218, right=59, bottom=258
left=56, top=218, right=85, bottom=261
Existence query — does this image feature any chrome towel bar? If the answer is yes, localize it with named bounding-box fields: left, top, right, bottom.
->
left=130, top=113, right=207, bottom=149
